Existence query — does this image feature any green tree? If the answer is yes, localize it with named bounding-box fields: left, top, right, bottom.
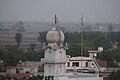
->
left=64, top=32, right=80, bottom=43
left=67, top=43, right=80, bottom=57
left=2, top=45, right=24, bottom=66
left=91, top=36, right=112, bottom=50
left=14, top=32, right=22, bottom=48
left=97, top=49, right=120, bottom=62
left=38, top=31, right=47, bottom=43
left=0, top=45, right=44, bottom=66
left=30, top=44, right=36, bottom=51
left=96, top=49, right=120, bottom=67
left=107, top=32, right=118, bottom=43
left=0, top=75, right=6, bottom=80
left=108, top=70, right=120, bottom=80
left=67, top=43, right=93, bottom=57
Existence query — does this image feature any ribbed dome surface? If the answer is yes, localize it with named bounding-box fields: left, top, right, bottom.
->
left=46, top=27, right=64, bottom=44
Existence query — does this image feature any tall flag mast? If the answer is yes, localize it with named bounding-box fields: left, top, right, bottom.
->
left=54, top=13, right=61, bottom=45
left=80, top=15, right=85, bottom=73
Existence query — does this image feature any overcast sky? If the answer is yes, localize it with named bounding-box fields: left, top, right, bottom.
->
left=0, top=0, right=120, bottom=23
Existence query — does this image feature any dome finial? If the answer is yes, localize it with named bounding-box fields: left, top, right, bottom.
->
left=46, top=14, right=64, bottom=44
left=54, top=13, right=58, bottom=24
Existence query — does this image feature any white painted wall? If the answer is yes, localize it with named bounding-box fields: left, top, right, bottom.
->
left=44, top=47, right=67, bottom=76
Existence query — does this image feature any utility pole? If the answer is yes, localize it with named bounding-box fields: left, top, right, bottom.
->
left=80, top=16, right=85, bottom=73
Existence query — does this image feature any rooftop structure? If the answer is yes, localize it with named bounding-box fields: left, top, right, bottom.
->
left=41, top=14, right=103, bottom=80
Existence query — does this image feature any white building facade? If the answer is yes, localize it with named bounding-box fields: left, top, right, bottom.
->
left=41, top=14, right=68, bottom=77
left=41, top=14, right=103, bottom=80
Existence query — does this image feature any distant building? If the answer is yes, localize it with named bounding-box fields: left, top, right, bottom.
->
left=17, top=61, right=43, bottom=75
left=6, top=66, right=16, bottom=74
left=88, top=47, right=103, bottom=58
left=6, top=65, right=31, bottom=78
left=88, top=50, right=99, bottom=58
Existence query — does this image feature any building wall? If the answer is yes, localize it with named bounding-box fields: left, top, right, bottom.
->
left=45, top=48, right=66, bottom=61
left=17, top=61, right=43, bottom=75
left=6, top=68, right=16, bottom=74
left=43, top=47, right=66, bottom=76
left=66, top=61, right=95, bottom=70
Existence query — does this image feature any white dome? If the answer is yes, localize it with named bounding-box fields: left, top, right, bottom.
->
left=46, top=27, right=65, bottom=44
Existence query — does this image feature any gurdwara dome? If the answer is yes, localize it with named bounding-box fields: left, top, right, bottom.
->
left=46, top=26, right=64, bottom=44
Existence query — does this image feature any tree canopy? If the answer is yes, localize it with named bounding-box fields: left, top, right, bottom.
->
left=108, top=70, right=120, bottom=80
left=14, top=32, right=22, bottom=48
left=96, top=49, right=120, bottom=67
left=0, top=45, right=44, bottom=66
left=1, top=31, right=120, bottom=66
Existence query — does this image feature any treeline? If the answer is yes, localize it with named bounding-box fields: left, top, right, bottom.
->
left=0, top=45, right=44, bottom=66
left=38, top=31, right=120, bottom=55
left=96, top=49, right=120, bottom=67
left=0, top=31, right=120, bottom=67
left=39, top=31, right=120, bottom=49
left=65, top=31, right=120, bottom=50
left=38, top=31, right=120, bottom=67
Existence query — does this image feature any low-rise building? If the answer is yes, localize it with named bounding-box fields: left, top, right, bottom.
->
left=17, top=61, right=43, bottom=75
left=6, top=66, right=16, bottom=74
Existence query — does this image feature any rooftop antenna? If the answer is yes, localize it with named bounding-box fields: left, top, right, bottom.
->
left=80, top=14, right=85, bottom=73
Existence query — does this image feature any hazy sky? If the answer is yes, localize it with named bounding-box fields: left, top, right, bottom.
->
left=0, top=0, right=120, bottom=23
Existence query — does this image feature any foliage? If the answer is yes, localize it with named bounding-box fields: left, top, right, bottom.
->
left=97, top=49, right=120, bottom=62
left=14, top=32, right=22, bottom=48
left=2, top=31, right=120, bottom=66
left=108, top=70, right=120, bottom=80
left=64, top=32, right=80, bottom=43
left=96, top=49, right=120, bottom=67
left=107, top=62, right=119, bottom=67
left=67, top=42, right=94, bottom=57
left=30, top=44, right=36, bottom=50
left=0, top=45, right=44, bottom=66
left=0, top=75, right=6, bottom=80
left=38, top=31, right=47, bottom=43
left=107, top=32, right=120, bottom=44
left=91, top=36, right=112, bottom=49
left=67, top=43, right=80, bottom=57
left=85, top=32, right=112, bottom=49
left=38, top=31, right=120, bottom=50
left=0, top=66, right=5, bottom=72
left=38, top=31, right=120, bottom=57
left=84, top=31, right=103, bottom=42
